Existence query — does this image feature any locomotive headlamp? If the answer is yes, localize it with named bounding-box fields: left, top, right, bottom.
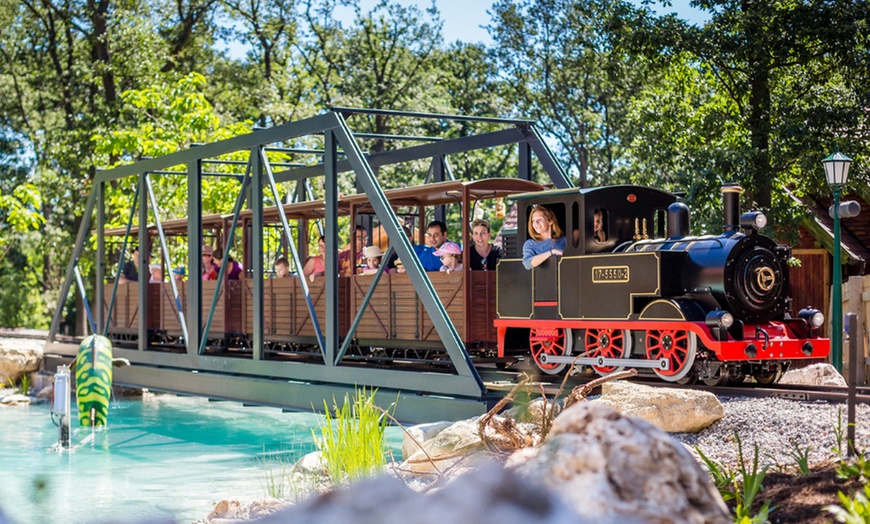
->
left=706, top=310, right=734, bottom=330
left=798, top=307, right=825, bottom=328
left=739, top=211, right=767, bottom=231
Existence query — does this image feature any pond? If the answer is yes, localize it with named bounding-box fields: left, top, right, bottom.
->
left=0, top=393, right=404, bottom=524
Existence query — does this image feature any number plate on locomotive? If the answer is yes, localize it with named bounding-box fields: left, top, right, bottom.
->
left=592, top=265, right=630, bottom=283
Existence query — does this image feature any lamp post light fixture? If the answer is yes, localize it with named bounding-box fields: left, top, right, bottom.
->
left=823, top=150, right=853, bottom=374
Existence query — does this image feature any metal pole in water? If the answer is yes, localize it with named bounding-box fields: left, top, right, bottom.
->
left=52, top=365, right=71, bottom=449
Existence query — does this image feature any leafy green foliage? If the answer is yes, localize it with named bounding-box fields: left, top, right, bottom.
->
left=826, top=484, right=870, bottom=524
left=698, top=434, right=774, bottom=523
left=313, top=388, right=392, bottom=484
left=696, top=446, right=737, bottom=502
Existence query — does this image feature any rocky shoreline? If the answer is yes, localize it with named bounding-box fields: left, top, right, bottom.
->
left=0, top=336, right=857, bottom=524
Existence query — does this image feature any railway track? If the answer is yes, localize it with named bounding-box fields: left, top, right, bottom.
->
left=479, top=363, right=870, bottom=405
left=5, top=331, right=866, bottom=406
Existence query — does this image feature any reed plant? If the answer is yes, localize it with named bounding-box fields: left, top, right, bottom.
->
left=313, top=387, right=392, bottom=485
left=732, top=433, right=772, bottom=523
left=785, top=440, right=812, bottom=476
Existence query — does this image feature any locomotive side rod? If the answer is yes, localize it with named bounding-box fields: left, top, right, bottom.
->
left=539, top=354, right=670, bottom=370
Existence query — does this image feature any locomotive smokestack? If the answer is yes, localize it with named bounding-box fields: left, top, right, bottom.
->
left=667, top=202, right=691, bottom=239
left=722, top=184, right=743, bottom=233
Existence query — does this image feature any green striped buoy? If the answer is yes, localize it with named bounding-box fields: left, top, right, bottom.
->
left=75, top=334, right=113, bottom=427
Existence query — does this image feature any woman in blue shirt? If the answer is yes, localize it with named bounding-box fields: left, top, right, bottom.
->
left=522, top=206, right=566, bottom=269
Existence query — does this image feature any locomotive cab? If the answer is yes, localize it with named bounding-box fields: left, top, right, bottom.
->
left=496, top=186, right=677, bottom=362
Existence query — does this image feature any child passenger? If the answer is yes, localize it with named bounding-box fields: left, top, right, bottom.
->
left=362, top=245, right=384, bottom=275
left=434, top=242, right=462, bottom=274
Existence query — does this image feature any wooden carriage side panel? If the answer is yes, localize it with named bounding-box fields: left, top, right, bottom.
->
left=468, top=271, right=498, bottom=345
left=420, top=272, right=465, bottom=342
left=201, top=280, right=226, bottom=335
left=242, top=279, right=276, bottom=336
left=293, top=278, right=322, bottom=338
left=119, top=283, right=138, bottom=329
left=387, top=274, right=420, bottom=340
left=350, top=275, right=393, bottom=339
left=271, top=277, right=296, bottom=337
left=225, top=280, right=243, bottom=333
left=102, top=283, right=121, bottom=331
left=146, top=284, right=162, bottom=329
left=159, top=282, right=187, bottom=337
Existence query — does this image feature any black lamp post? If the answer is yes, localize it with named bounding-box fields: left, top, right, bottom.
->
left=823, top=150, right=852, bottom=373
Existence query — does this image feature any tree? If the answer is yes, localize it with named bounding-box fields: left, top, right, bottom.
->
left=679, top=0, right=869, bottom=209
left=488, top=0, right=656, bottom=187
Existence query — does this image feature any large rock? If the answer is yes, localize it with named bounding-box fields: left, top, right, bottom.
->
left=400, top=418, right=487, bottom=475
left=594, top=381, right=723, bottom=433
left=0, top=339, right=43, bottom=385
left=781, top=363, right=847, bottom=387
left=402, top=420, right=453, bottom=460
left=200, top=497, right=288, bottom=523
left=506, top=402, right=731, bottom=524
left=254, top=463, right=621, bottom=524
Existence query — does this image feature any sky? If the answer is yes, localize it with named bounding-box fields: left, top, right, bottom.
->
left=334, top=0, right=711, bottom=46
left=224, top=1, right=711, bottom=59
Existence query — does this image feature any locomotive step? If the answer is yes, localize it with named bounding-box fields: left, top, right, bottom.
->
left=539, top=354, right=670, bottom=370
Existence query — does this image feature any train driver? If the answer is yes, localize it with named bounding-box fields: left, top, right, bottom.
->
left=522, top=205, right=566, bottom=269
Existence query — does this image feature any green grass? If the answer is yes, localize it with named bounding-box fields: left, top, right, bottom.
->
left=785, top=440, right=812, bottom=476
left=698, top=433, right=774, bottom=523
left=313, top=387, right=392, bottom=485
left=732, top=433, right=772, bottom=523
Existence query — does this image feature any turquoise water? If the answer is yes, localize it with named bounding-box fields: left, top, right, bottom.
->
left=0, top=394, right=403, bottom=524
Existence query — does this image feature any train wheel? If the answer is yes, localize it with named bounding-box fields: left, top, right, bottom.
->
left=701, top=366, right=728, bottom=386
left=584, top=328, right=631, bottom=375
left=753, top=365, right=782, bottom=385
left=529, top=328, right=573, bottom=375
left=645, top=329, right=697, bottom=382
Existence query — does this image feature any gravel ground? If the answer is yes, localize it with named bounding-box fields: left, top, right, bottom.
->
left=672, top=396, right=870, bottom=471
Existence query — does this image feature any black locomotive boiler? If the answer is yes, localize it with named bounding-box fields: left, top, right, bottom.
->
left=494, top=184, right=830, bottom=385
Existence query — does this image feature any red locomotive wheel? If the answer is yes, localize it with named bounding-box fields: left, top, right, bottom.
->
left=645, top=329, right=697, bottom=382
left=584, top=328, right=631, bottom=375
left=529, top=328, right=573, bottom=375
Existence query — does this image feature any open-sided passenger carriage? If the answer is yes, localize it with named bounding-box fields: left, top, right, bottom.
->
left=101, top=177, right=546, bottom=368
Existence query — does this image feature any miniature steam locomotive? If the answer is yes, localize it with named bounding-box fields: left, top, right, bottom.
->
left=495, top=184, right=830, bottom=385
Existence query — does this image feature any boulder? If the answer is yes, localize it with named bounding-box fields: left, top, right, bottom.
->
left=402, top=420, right=453, bottom=460
left=594, top=381, right=724, bottom=433
left=400, top=418, right=487, bottom=476
left=780, top=363, right=847, bottom=387
left=0, top=393, right=31, bottom=406
left=292, top=451, right=328, bottom=477
left=199, top=497, right=288, bottom=523
left=506, top=402, right=731, bottom=524
left=0, top=339, right=43, bottom=385
left=255, top=463, right=618, bottom=524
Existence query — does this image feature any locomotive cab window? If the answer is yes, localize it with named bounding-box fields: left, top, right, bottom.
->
left=653, top=208, right=666, bottom=238
left=525, top=203, right=566, bottom=240
left=571, top=201, right=580, bottom=249
left=593, top=208, right=607, bottom=243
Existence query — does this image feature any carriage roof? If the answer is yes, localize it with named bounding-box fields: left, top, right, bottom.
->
left=100, top=178, right=548, bottom=236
